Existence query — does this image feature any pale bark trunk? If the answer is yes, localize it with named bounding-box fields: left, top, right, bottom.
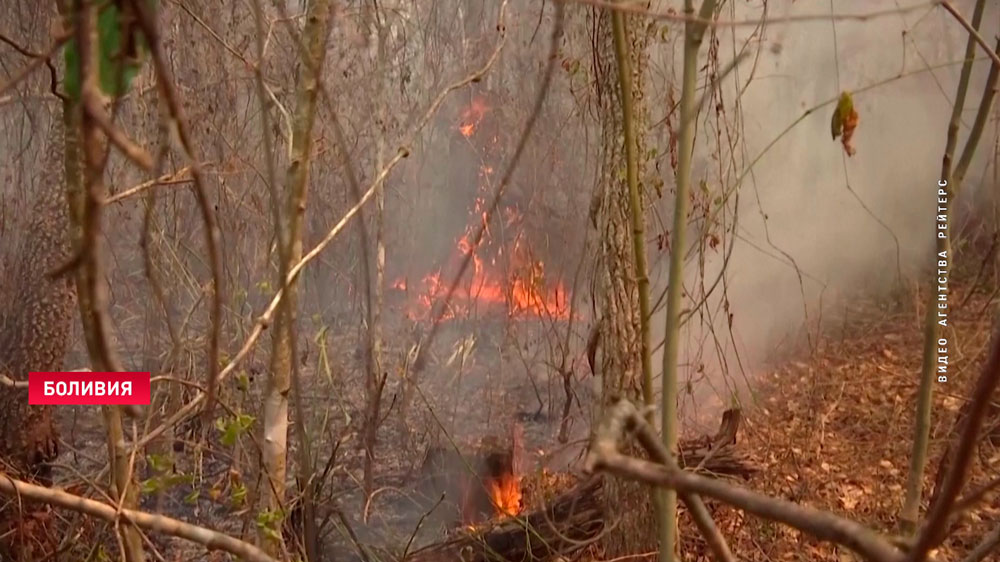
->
left=258, top=0, right=333, bottom=555
left=363, top=0, right=390, bottom=498
left=659, top=3, right=717, bottom=560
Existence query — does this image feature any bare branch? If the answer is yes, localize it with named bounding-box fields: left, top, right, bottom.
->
left=413, top=0, right=558, bottom=373
left=586, top=399, right=909, bottom=562
left=0, top=375, right=29, bottom=389
left=0, top=471, right=278, bottom=562
left=906, top=319, right=1000, bottom=561
left=0, top=32, right=70, bottom=100
left=126, top=0, right=224, bottom=423
left=105, top=167, right=193, bottom=204
left=939, top=1, right=1000, bottom=70
left=81, top=95, right=155, bottom=172
left=563, top=0, right=938, bottom=27
left=961, top=523, right=1000, bottom=562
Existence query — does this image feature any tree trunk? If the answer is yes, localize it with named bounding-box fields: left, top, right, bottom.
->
left=0, top=117, right=74, bottom=485
left=258, top=0, right=334, bottom=555
left=588, top=6, right=655, bottom=557
left=0, top=95, right=76, bottom=562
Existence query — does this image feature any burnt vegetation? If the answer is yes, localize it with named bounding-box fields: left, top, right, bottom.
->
left=2, top=1, right=1000, bottom=562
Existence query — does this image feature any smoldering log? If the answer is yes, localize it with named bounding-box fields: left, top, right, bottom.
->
left=404, top=476, right=605, bottom=562
left=404, top=409, right=758, bottom=561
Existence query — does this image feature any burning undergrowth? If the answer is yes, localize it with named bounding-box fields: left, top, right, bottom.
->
left=388, top=90, right=577, bottom=324
left=415, top=426, right=525, bottom=527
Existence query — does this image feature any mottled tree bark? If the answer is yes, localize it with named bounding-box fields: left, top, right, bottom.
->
left=0, top=114, right=75, bottom=484
left=588, top=6, right=655, bottom=557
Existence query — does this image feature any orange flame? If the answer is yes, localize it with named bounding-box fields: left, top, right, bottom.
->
left=488, top=473, right=522, bottom=518
left=457, top=95, right=490, bottom=138
left=390, top=95, right=572, bottom=323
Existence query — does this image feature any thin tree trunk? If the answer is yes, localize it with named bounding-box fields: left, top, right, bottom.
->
left=363, top=0, right=389, bottom=500
left=72, top=2, right=146, bottom=560
left=660, top=1, right=716, bottom=560
left=901, top=0, right=988, bottom=532
left=258, top=0, right=333, bottom=555
left=610, top=0, right=653, bottom=420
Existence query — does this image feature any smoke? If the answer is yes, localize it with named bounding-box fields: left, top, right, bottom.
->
left=648, top=0, right=1000, bottom=422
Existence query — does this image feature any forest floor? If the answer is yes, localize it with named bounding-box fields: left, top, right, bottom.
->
left=665, top=275, right=1000, bottom=561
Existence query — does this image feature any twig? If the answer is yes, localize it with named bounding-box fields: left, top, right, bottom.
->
left=952, top=474, right=1000, bottom=514
left=906, top=319, right=1000, bottom=561
left=565, top=0, right=938, bottom=27
left=586, top=399, right=909, bottom=562
left=599, top=400, right=733, bottom=562
left=0, top=33, right=70, bottom=99
left=939, top=1, right=1000, bottom=70
left=106, top=167, right=193, bottom=204
left=0, top=471, right=278, bottom=562
left=413, top=0, right=562, bottom=373
left=0, top=374, right=29, bottom=389
left=960, top=522, right=1000, bottom=562
left=82, top=94, right=155, bottom=171
left=127, top=0, right=223, bottom=423
left=401, top=494, right=444, bottom=560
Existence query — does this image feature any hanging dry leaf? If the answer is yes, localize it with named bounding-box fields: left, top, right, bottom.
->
left=830, top=91, right=859, bottom=157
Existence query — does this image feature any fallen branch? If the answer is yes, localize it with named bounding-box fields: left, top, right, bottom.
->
left=0, top=471, right=277, bottom=562
left=404, top=476, right=605, bottom=562
left=586, top=398, right=911, bottom=562
left=961, top=522, right=1000, bottom=562
left=629, top=404, right=736, bottom=562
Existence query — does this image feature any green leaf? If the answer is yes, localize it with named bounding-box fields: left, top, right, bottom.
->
left=217, top=413, right=256, bottom=447
left=220, top=423, right=239, bottom=447
left=183, top=489, right=200, bottom=505
left=831, top=91, right=854, bottom=140
left=140, top=477, right=162, bottom=495
left=146, top=453, right=171, bottom=473
left=236, top=413, right=255, bottom=432
left=164, top=473, right=193, bottom=488
left=255, top=508, right=285, bottom=541
left=231, top=482, right=247, bottom=508
left=62, top=0, right=157, bottom=101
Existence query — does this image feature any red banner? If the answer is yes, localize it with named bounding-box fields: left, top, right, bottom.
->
left=28, top=372, right=151, bottom=405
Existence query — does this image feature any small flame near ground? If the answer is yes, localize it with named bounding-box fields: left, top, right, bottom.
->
left=488, top=472, right=522, bottom=517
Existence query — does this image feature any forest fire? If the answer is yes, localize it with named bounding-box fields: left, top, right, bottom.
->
left=391, top=94, right=571, bottom=322
left=487, top=470, right=522, bottom=518
left=461, top=448, right=523, bottom=525
left=391, top=232, right=571, bottom=322
left=458, top=95, right=490, bottom=138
